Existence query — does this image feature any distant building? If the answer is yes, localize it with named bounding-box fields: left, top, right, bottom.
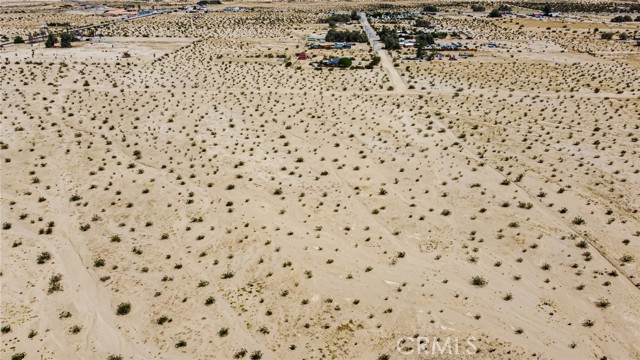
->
left=310, top=43, right=333, bottom=49
left=223, top=7, right=249, bottom=12
left=529, top=12, right=560, bottom=18
left=322, top=58, right=341, bottom=66
left=186, top=7, right=207, bottom=13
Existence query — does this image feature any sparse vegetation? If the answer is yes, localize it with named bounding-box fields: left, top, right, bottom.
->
left=116, top=302, right=131, bottom=316
left=595, top=298, right=611, bottom=309
left=1, top=6, right=638, bottom=359
left=470, top=276, right=488, bottom=287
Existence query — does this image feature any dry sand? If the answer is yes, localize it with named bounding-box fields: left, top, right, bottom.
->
left=1, top=1, right=639, bottom=359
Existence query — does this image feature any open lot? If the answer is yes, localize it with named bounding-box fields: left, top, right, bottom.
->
left=2, top=1, right=639, bottom=359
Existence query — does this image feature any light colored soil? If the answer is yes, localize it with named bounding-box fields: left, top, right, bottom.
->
left=2, top=2, right=639, bottom=360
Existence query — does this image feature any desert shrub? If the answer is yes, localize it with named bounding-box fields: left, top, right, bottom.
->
left=518, top=202, right=533, bottom=209
left=366, top=55, right=381, bottom=69
left=59, top=310, right=71, bottom=318
left=470, top=276, right=487, bottom=287
left=37, top=251, right=51, bottom=264
left=600, top=32, right=614, bottom=40
left=11, top=353, right=26, bottom=360
left=218, top=327, right=229, bottom=337
left=234, top=349, right=248, bottom=359
left=116, top=302, right=131, bottom=315
left=595, top=298, right=610, bottom=308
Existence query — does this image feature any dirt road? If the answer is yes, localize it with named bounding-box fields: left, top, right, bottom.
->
left=359, top=12, right=407, bottom=92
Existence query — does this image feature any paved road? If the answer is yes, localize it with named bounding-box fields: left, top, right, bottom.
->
left=358, top=12, right=407, bottom=92
left=0, top=10, right=171, bottom=47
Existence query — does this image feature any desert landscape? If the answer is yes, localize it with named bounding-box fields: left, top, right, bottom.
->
left=1, top=1, right=639, bottom=359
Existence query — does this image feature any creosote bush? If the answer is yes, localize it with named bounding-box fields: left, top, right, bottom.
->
left=116, top=302, right=131, bottom=315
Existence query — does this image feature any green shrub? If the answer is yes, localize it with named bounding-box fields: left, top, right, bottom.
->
left=488, top=9, right=502, bottom=18
left=60, top=32, right=72, bottom=48
left=116, top=302, right=131, bottom=315
left=45, top=33, right=57, bottom=48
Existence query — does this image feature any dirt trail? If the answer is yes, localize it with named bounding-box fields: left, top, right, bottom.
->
left=359, top=12, right=407, bottom=92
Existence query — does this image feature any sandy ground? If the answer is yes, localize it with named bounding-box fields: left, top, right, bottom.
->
left=1, top=2, right=640, bottom=360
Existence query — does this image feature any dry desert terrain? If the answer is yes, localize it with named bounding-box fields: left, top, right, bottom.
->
left=1, top=1, right=639, bottom=359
